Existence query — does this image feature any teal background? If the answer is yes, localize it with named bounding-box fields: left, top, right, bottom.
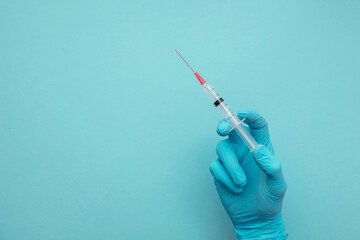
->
left=1, top=1, right=359, bottom=239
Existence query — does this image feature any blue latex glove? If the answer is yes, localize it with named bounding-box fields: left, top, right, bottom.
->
left=209, top=110, right=288, bottom=240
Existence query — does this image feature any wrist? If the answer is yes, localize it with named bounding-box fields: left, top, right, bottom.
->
left=234, top=215, right=288, bottom=240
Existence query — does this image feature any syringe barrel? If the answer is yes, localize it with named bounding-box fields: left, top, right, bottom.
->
left=202, top=83, right=258, bottom=151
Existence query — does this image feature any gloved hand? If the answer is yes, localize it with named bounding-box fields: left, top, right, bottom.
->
left=209, top=110, right=288, bottom=240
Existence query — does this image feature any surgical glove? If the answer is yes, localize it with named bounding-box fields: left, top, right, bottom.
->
left=209, top=110, right=288, bottom=240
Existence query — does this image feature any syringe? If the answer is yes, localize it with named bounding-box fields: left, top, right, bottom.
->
left=176, top=50, right=258, bottom=151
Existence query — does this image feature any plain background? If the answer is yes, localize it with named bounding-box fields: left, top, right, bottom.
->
left=1, top=0, right=360, bottom=239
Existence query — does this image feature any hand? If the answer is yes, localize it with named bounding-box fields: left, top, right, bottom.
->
left=209, top=110, right=288, bottom=239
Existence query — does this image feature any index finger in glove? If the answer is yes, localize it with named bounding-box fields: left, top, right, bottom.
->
left=237, top=110, right=270, bottom=144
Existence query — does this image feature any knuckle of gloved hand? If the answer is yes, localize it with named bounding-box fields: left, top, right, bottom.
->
left=255, top=115, right=266, bottom=125
left=279, top=181, right=287, bottom=196
left=233, top=186, right=243, bottom=194
left=216, top=140, right=227, bottom=155
left=209, top=160, right=218, bottom=176
left=268, top=160, right=282, bottom=177
left=217, top=119, right=229, bottom=136
left=274, top=180, right=287, bottom=197
left=238, top=175, right=247, bottom=186
left=262, top=117, right=268, bottom=127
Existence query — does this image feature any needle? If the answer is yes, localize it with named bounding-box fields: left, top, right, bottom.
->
left=175, top=50, right=195, bottom=73
left=175, top=50, right=206, bottom=85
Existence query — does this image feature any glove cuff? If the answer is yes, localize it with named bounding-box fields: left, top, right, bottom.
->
left=235, top=215, right=288, bottom=240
